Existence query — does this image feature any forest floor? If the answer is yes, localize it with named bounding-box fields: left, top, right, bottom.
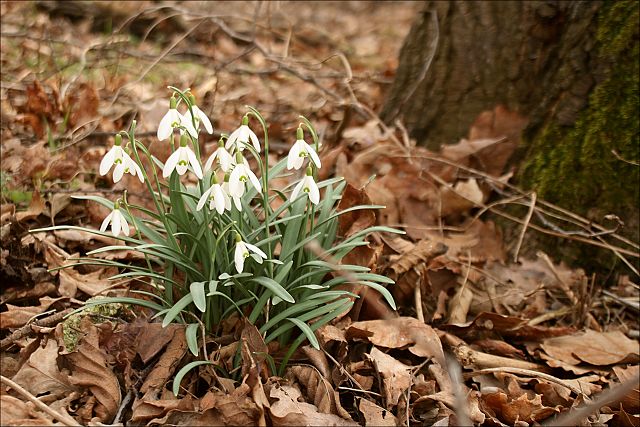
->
left=1, top=2, right=639, bottom=426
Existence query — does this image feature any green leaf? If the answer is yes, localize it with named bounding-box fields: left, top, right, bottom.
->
left=162, top=293, right=193, bottom=327
left=286, top=317, right=319, bottom=350
left=190, top=282, right=206, bottom=312
left=250, top=277, right=295, bottom=303
left=186, top=323, right=200, bottom=356
left=172, top=360, right=212, bottom=396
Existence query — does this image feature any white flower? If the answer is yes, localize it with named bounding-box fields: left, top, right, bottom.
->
left=196, top=182, right=229, bottom=214
left=287, top=138, right=321, bottom=170
left=225, top=116, right=260, bottom=152
left=228, top=159, right=261, bottom=198
left=113, top=152, right=145, bottom=183
left=184, top=105, right=213, bottom=134
left=234, top=234, right=267, bottom=273
left=203, top=144, right=234, bottom=173
left=291, top=172, right=320, bottom=205
left=157, top=98, right=198, bottom=141
left=222, top=181, right=241, bottom=211
left=100, top=205, right=130, bottom=237
left=162, top=136, right=203, bottom=179
left=100, top=136, right=144, bottom=183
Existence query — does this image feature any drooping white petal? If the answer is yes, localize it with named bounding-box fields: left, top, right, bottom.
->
left=232, top=195, right=242, bottom=210
left=100, top=211, right=114, bottom=232
left=158, top=109, right=181, bottom=141
left=112, top=209, right=121, bottom=236
left=305, top=141, right=321, bottom=168
left=246, top=167, right=262, bottom=193
left=113, top=162, right=126, bottom=183
left=194, top=106, right=213, bottom=134
left=245, top=242, right=267, bottom=259
left=162, top=149, right=182, bottom=178
left=221, top=183, right=233, bottom=211
left=228, top=166, right=245, bottom=197
left=248, top=128, right=260, bottom=152
left=290, top=178, right=305, bottom=201
left=225, top=127, right=242, bottom=151
left=196, top=187, right=213, bottom=211
left=217, top=148, right=233, bottom=172
left=307, top=176, right=320, bottom=205
left=180, top=114, right=199, bottom=139
left=203, top=151, right=217, bottom=173
left=129, top=158, right=145, bottom=183
left=212, top=185, right=226, bottom=214
left=99, top=146, right=118, bottom=175
left=119, top=211, right=130, bottom=236
left=234, top=242, right=246, bottom=273
left=185, top=146, right=203, bottom=179
left=287, top=141, right=303, bottom=170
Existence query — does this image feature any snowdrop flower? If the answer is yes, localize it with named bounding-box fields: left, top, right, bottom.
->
left=204, top=139, right=234, bottom=173
left=222, top=179, right=241, bottom=211
left=234, top=233, right=267, bottom=273
left=287, top=127, right=321, bottom=170
left=228, top=152, right=261, bottom=198
left=157, top=96, right=198, bottom=141
left=162, top=134, right=203, bottom=179
left=100, top=135, right=144, bottom=183
left=184, top=95, right=213, bottom=134
left=100, top=200, right=130, bottom=237
left=196, top=176, right=229, bottom=215
left=226, top=115, right=260, bottom=152
left=291, top=166, right=320, bottom=205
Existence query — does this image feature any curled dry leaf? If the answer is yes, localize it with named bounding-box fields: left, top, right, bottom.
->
left=287, top=365, right=352, bottom=420
left=540, top=330, right=640, bottom=366
left=268, top=384, right=358, bottom=426
left=64, top=318, right=121, bottom=423
left=58, top=267, right=122, bottom=298
left=481, top=390, right=560, bottom=425
left=367, top=347, right=412, bottom=409
left=140, top=325, right=188, bottom=395
left=337, top=183, right=376, bottom=238
left=388, top=238, right=448, bottom=276
left=347, top=317, right=445, bottom=365
left=0, top=395, right=54, bottom=426
left=0, top=296, right=65, bottom=329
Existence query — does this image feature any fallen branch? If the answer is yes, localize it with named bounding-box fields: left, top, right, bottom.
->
left=0, top=308, right=73, bottom=351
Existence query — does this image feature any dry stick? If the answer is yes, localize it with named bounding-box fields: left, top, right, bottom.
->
left=0, top=375, right=79, bottom=426
left=447, top=355, right=472, bottom=427
left=0, top=308, right=73, bottom=350
left=462, top=367, right=584, bottom=396
left=414, top=271, right=425, bottom=323
left=513, top=191, right=536, bottom=263
left=544, top=373, right=640, bottom=427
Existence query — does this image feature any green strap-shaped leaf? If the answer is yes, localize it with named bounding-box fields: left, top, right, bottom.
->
left=190, top=282, right=206, bottom=312
left=172, top=360, right=212, bottom=396
left=185, top=323, right=200, bottom=356
left=286, top=317, right=320, bottom=350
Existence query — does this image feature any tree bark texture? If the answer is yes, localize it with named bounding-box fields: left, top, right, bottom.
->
left=382, top=1, right=639, bottom=269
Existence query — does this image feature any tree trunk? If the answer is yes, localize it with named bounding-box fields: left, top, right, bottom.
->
left=381, top=1, right=639, bottom=269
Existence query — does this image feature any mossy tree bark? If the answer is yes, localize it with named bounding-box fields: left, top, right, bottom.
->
left=382, top=1, right=639, bottom=270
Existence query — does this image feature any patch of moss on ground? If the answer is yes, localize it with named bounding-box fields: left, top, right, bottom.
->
left=519, top=1, right=639, bottom=271
left=62, top=298, right=124, bottom=351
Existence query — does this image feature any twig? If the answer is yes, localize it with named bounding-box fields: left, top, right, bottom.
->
left=544, top=373, right=640, bottom=426
left=447, top=355, right=472, bottom=427
left=0, top=375, right=79, bottom=426
left=513, top=192, right=536, bottom=263
left=414, top=273, right=425, bottom=323
left=611, top=150, right=639, bottom=166
left=462, top=367, right=584, bottom=396
left=0, top=308, right=73, bottom=350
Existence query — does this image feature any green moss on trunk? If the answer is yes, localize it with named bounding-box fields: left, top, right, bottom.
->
left=520, top=1, right=639, bottom=269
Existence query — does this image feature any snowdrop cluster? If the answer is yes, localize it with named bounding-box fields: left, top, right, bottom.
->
left=98, top=88, right=323, bottom=273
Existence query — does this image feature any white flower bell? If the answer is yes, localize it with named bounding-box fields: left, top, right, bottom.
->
left=226, top=115, right=260, bottom=152
left=100, top=135, right=144, bottom=183
left=184, top=94, right=213, bottom=135
left=228, top=152, right=261, bottom=198
left=291, top=166, right=320, bottom=205
left=204, top=139, right=234, bottom=173
left=287, top=127, right=321, bottom=170
left=196, top=176, right=229, bottom=215
left=222, top=179, right=241, bottom=211
left=162, top=134, right=203, bottom=179
left=234, top=233, right=267, bottom=273
left=100, top=201, right=130, bottom=237
left=157, top=96, right=198, bottom=141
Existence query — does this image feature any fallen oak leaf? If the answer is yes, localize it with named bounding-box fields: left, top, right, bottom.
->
left=367, top=347, right=412, bottom=409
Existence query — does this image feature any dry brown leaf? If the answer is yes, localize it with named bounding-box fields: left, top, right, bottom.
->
left=337, top=183, right=376, bottom=238
left=347, top=317, right=445, bottom=365
left=268, top=384, right=357, bottom=426
left=11, top=339, right=73, bottom=399
left=63, top=82, right=99, bottom=128
left=367, top=347, right=412, bottom=409
left=614, top=365, right=640, bottom=413
left=15, top=190, right=45, bottom=222
left=0, top=395, right=54, bottom=426
left=140, top=325, right=188, bottom=394
left=358, top=398, right=397, bottom=426
left=388, top=238, right=448, bottom=276
left=481, top=390, right=560, bottom=425
left=0, top=296, right=65, bottom=329
left=287, top=365, right=352, bottom=419
left=541, top=330, right=639, bottom=366
left=64, top=318, right=121, bottom=423
left=131, top=392, right=196, bottom=424
left=58, top=267, right=121, bottom=298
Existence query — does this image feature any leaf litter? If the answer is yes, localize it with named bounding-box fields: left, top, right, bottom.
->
left=1, top=2, right=638, bottom=426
